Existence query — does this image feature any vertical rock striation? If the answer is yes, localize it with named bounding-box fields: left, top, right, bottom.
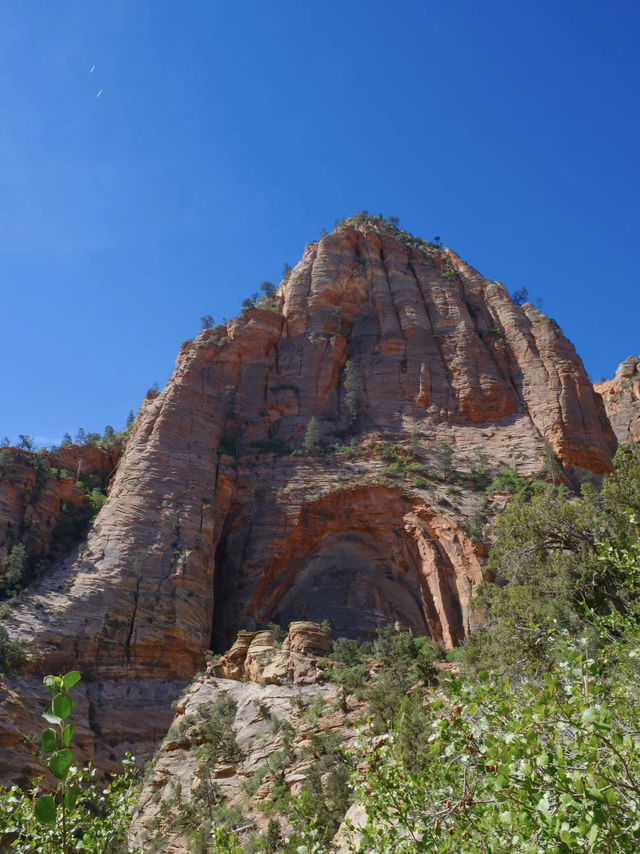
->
left=0, top=218, right=617, bottom=777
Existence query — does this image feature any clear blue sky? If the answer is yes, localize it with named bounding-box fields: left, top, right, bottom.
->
left=1, top=0, right=637, bottom=446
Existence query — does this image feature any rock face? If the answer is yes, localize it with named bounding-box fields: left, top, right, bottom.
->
left=0, top=218, right=617, bottom=778
left=595, top=357, right=640, bottom=445
left=0, top=443, right=121, bottom=586
left=214, top=621, right=333, bottom=685
left=128, top=623, right=359, bottom=854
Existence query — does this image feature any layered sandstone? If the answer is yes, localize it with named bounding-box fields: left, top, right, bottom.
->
left=0, top=218, right=617, bottom=778
left=213, top=621, right=333, bottom=685
left=595, top=357, right=640, bottom=445
left=0, top=443, right=121, bottom=582
left=128, top=623, right=359, bottom=853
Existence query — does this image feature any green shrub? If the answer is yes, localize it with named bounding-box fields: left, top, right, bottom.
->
left=487, top=325, right=506, bottom=339
left=464, top=446, right=640, bottom=679
left=0, top=670, right=138, bottom=852
left=191, top=693, right=243, bottom=767
left=304, top=694, right=326, bottom=725
left=486, top=467, right=533, bottom=496
left=353, top=645, right=640, bottom=852
left=302, top=417, right=321, bottom=455
left=1, top=543, right=28, bottom=597
left=469, top=452, right=491, bottom=488
left=147, top=693, right=244, bottom=849
left=432, top=442, right=454, bottom=481
left=0, top=625, right=28, bottom=672
left=0, top=448, right=14, bottom=474
left=344, top=360, right=360, bottom=421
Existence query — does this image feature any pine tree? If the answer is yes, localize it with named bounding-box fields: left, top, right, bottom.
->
left=303, top=417, right=321, bottom=455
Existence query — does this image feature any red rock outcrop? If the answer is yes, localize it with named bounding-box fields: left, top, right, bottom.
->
left=0, top=443, right=121, bottom=581
left=0, top=218, right=617, bottom=778
left=595, top=357, right=640, bottom=445
left=214, top=622, right=333, bottom=685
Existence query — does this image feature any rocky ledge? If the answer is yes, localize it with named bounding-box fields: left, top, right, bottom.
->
left=128, top=622, right=359, bottom=853
left=595, top=356, right=640, bottom=445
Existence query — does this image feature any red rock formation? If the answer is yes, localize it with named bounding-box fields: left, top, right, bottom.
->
left=129, top=624, right=358, bottom=853
left=213, top=622, right=333, bottom=685
left=0, top=218, right=617, bottom=778
left=595, top=357, right=640, bottom=445
left=0, top=443, right=121, bottom=581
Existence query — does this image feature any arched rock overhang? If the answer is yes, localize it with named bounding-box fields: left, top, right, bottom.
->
left=244, top=484, right=483, bottom=648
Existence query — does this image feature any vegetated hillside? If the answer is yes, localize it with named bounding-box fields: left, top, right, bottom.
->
left=0, top=214, right=618, bottom=791
left=3, top=446, right=640, bottom=852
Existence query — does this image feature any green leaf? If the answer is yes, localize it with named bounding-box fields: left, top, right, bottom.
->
left=588, top=824, right=599, bottom=846
left=41, top=728, right=58, bottom=754
left=587, top=786, right=605, bottom=802
left=64, top=787, right=80, bottom=810
left=51, top=693, right=73, bottom=721
left=43, top=675, right=63, bottom=694
left=34, top=795, right=56, bottom=825
left=49, top=748, right=73, bottom=780
left=61, top=723, right=75, bottom=748
left=62, top=670, right=81, bottom=691
left=42, top=706, right=62, bottom=726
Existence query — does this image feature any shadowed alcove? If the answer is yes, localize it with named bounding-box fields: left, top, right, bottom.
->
left=269, top=531, right=429, bottom=640
left=212, top=484, right=477, bottom=653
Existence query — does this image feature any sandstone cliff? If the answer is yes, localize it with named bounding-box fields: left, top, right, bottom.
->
left=595, top=357, right=640, bottom=445
left=0, top=442, right=121, bottom=590
left=0, top=216, right=617, bottom=781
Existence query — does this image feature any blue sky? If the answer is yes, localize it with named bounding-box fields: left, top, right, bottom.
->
left=1, top=0, right=638, bottom=446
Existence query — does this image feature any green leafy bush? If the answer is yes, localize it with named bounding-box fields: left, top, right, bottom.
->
left=486, top=467, right=525, bottom=494
left=464, top=447, right=640, bottom=679
left=0, top=625, right=28, bottom=672
left=0, top=670, right=138, bottom=852
left=353, top=646, right=640, bottom=852
left=0, top=760, right=138, bottom=853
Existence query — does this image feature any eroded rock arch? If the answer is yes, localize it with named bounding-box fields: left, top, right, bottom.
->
left=240, top=484, right=482, bottom=648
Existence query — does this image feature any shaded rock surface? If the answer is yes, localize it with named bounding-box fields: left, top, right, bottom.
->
left=0, top=219, right=618, bottom=779
left=595, top=357, right=640, bottom=445
left=0, top=443, right=120, bottom=582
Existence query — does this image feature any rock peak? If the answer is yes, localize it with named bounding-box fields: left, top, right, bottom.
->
left=0, top=219, right=618, bottom=779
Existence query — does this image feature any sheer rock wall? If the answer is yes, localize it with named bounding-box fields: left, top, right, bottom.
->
left=0, top=223, right=617, bottom=780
